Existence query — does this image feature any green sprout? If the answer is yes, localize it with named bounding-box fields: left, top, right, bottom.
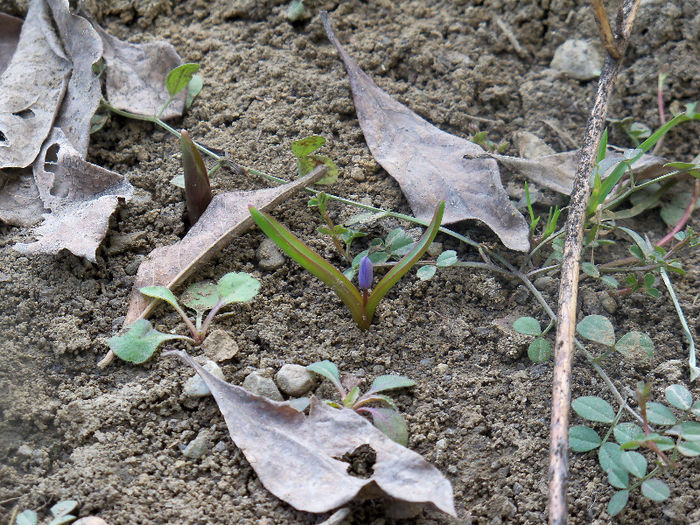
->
left=13, top=500, right=79, bottom=525
left=249, top=201, right=444, bottom=330
left=305, top=360, right=416, bottom=446
left=108, top=272, right=260, bottom=364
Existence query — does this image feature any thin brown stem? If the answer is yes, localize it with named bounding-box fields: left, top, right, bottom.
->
left=591, top=0, right=620, bottom=58
left=549, top=2, right=640, bottom=523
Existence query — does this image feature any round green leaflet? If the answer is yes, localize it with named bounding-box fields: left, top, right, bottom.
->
left=576, top=315, right=615, bottom=346
left=607, top=490, right=629, bottom=516
left=641, top=479, right=670, bottom=501
left=569, top=425, right=601, bottom=452
left=572, top=396, right=615, bottom=423
left=217, top=272, right=261, bottom=305
left=513, top=316, right=541, bottom=336
left=645, top=402, right=676, bottom=425
left=528, top=338, right=551, bottom=362
left=664, top=384, right=693, bottom=410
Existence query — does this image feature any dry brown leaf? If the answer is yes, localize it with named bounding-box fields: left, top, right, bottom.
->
left=0, top=0, right=70, bottom=169
left=124, top=167, right=327, bottom=325
left=14, top=129, right=133, bottom=261
left=0, top=169, right=45, bottom=226
left=168, top=350, right=456, bottom=516
left=0, top=13, right=22, bottom=76
left=489, top=149, right=670, bottom=195
left=322, top=13, right=529, bottom=252
left=92, top=21, right=185, bottom=120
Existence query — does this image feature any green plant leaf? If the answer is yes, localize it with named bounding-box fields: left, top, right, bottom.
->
left=47, top=516, right=77, bottom=525
left=306, top=154, right=339, bottom=185
left=608, top=467, right=629, bottom=489
left=166, top=63, right=200, bottom=96
left=614, top=422, right=643, bottom=448
left=528, top=338, right=551, bottom=362
left=357, top=406, right=408, bottom=446
left=108, top=320, right=189, bottom=364
left=16, top=510, right=38, bottom=525
left=50, top=501, right=78, bottom=518
left=573, top=396, right=615, bottom=423
left=292, top=135, right=325, bottom=158
left=354, top=394, right=398, bottom=411
left=250, top=206, right=367, bottom=328
left=680, top=421, right=700, bottom=441
left=217, top=272, right=262, bottom=306
left=646, top=402, right=676, bottom=425
left=569, top=425, right=601, bottom=452
left=416, top=265, right=437, bottom=280
left=641, top=479, right=670, bottom=501
left=607, top=490, right=629, bottom=517
left=693, top=401, right=700, bottom=418
left=365, top=201, right=444, bottom=323
left=581, top=262, right=600, bottom=278
left=513, top=316, right=542, bottom=336
left=615, top=331, right=654, bottom=360
left=139, top=285, right=180, bottom=311
left=576, top=315, right=615, bottom=346
left=598, top=442, right=624, bottom=473
left=386, top=228, right=414, bottom=255
left=307, top=360, right=342, bottom=392
left=344, top=386, right=360, bottom=407
left=185, top=73, right=203, bottom=108
left=368, top=375, right=416, bottom=394
left=677, top=441, right=700, bottom=456
left=644, top=433, right=675, bottom=450
left=664, top=384, right=693, bottom=410
left=620, top=450, right=647, bottom=478
left=436, top=250, right=458, bottom=267
left=181, top=281, right=219, bottom=313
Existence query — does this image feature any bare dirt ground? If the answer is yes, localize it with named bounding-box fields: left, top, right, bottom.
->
left=1, top=0, right=698, bottom=523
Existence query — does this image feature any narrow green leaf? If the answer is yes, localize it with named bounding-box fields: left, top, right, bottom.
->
left=108, top=320, right=189, bottom=364
left=185, top=73, right=203, bottom=108
left=528, top=338, right=552, bottom=362
left=664, top=384, right=693, bottom=410
left=581, top=262, right=600, bottom=278
left=608, top=467, right=629, bottom=489
left=344, top=386, right=360, bottom=407
left=436, top=250, right=458, bottom=267
left=513, top=316, right=542, bottom=336
left=576, top=315, right=615, bottom=346
left=368, top=375, right=416, bottom=394
left=291, top=135, right=325, bottom=158
left=641, top=479, right=670, bottom=501
left=416, top=265, right=437, bottom=280
left=615, top=331, right=654, bottom=360
left=181, top=281, right=218, bottom=313
left=366, top=201, right=444, bottom=323
left=306, top=360, right=341, bottom=392
left=139, top=286, right=180, bottom=311
left=677, top=441, right=700, bottom=456
left=358, top=406, right=408, bottom=446
left=607, top=490, right=629, bottom=516
left=614, top=422, right=643, bottom=448
left=573, top=396, right=615, bottom=423
left=598, top=442, right=624, bottom=473
left=181, top=130, right=212, bottom=225
left=680, top=421, right=700, bottom=441
left=620, top=450, right=647, bottom=478
left=646, top=402, right=676, bottom=425
left=16, top=510, right=38, bottom=525
left=250, top=206, right=367, bottom=328
left=166, top=63, right=200, bottom=96
left=217, top=272, right=261, bottom=306
left=569, top=425, right=601, bottom=452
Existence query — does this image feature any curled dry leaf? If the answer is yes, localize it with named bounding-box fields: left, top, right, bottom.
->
left=488, top=149, right=670, bottom=195
left=322, top=13, right=529, bottom=252
left=91, top=20, right=186, bottom=120
left=123, top=166, right=328, bottom=327
left=14, top=129, right=133, bottom=261
left=168, top=349, right=456, bottom=517
left=0, top=169, right=44, bottom=226
left=0, top=0, right=70, bottom=169
left=0, top=13, right=22, bottom=75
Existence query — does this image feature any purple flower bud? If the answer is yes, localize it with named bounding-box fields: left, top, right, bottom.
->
left=358, top=255, right=373, bottom=290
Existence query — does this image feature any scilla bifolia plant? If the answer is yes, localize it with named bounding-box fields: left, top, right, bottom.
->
left=249, top=201, right=445, bottom=329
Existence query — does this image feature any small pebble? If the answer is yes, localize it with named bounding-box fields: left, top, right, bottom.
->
left=533, top=276, right=558, bottom=294
left=73, top=519, right=109, bottom=525
left=517, top=131, right=555, bottom=159
left=243, top=371, right=284, bottom=401
left=349, top=167, right=365, bottom=182
left=183, top=430, right=210, bottom=459
left=550, top=39, right=603, bottom=80
left=426, top=242, right=443, bottom=258
left=202, top=329, right=239, bottom=362
left=599, top=292, right=617, bottom=314
left=125, top=255, right=144, bottom=276
left=184, top=360, right=224, bottom=397
left=436, top=363, right=449, bottom=374
left=256, top=238, right=285, bottom=271
left=275, top=364, right=315, bottom=396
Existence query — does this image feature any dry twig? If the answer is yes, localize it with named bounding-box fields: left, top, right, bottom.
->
left=549, top=1, right=641, bottom=523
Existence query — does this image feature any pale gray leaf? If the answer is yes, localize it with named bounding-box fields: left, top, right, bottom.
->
left=0, top=13, right=22, bottom=76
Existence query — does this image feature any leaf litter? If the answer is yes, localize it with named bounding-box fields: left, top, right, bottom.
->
left=167, top=349, right=456, bottom=517
left=322, top=13, right=530, bottom=252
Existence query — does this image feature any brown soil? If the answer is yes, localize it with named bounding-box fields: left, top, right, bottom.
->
left=1, top=1, right=698, bottom=524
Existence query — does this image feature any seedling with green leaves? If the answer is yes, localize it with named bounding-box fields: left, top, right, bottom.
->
left=569, top=381, right=700, bottom=516
left=108, top=272, right=260, bottom=364
left=13, top=500, right=79, bottom=525
left=304, top=360, right=415, bottom=446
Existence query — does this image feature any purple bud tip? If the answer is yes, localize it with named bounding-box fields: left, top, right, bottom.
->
left=358, top=255, right=373, bottom=290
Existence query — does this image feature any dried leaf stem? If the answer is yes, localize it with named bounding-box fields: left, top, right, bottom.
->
left=549, top=1, right=641, bottom=523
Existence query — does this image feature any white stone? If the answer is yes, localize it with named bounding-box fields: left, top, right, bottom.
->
left=550, top=39, right=603, bottom=81
left=275, top=364, right=315, bottom=396
left=184, top=360, right=224, bottom=397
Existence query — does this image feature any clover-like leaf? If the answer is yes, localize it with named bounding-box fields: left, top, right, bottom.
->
left=513, top=316, right=542, bottom=336
left=217, top=272, right=262, bottom=306
left=528, top=338, right=552, bottom=362
left=665, top=384, right=693, bottom=410
left=569, top=425, right=601, bottom=452
left=416, top=265, right=437, bottom=280
left=645, top=402, right=676, bottom=425
left=108, top=319, right=189, bottom=364
left=677, top=441, right=700, bottom=456
left=436, top=250, right=458, bottom=267
left=692, top=401, right=700, bottom=418
left=641, top=479, right=670, bottom=501
left=581, top=262, right=600, bottom=278
left=368, top=375, right=416, bottom=394
left=50, top=501, right=78, bottom=518
left=614, top=422, right=643, bottom=448
left=608, top=467, right=629, bottom=489
left=16, top=510, right=38, bottom=525
left=166, top=63, right=200, bottom=96
left=181, top=281, right=219, bottom=313
left=573, top=396, right=615, bottom=423
left=139, top=285, right=181, bottom=311
left=292, top=135, right=325, bottom=158
left=357, top=406, right=408, bottom=446
left=576, top=315, right=615, bottom=346
left=615, top=331, right=654, bottom=360
left=607, top=490, right=629, bottom=516
left=620, top=450, right=647, bottom=478
left=598, top=442, right=624, bottom=473
left=681, top=421, right=700, bottom=441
